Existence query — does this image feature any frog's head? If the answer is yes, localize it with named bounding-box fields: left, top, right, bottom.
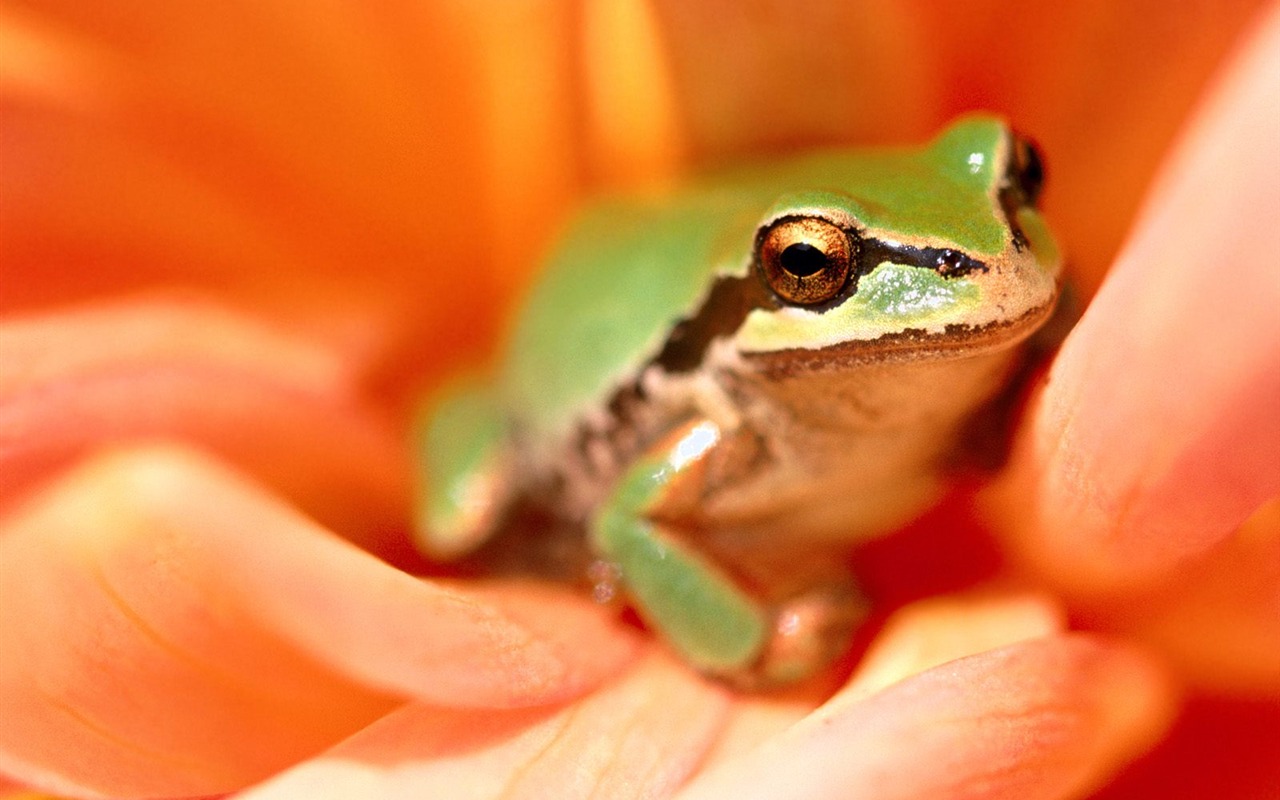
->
left=735, top=115, right=1061, bottom=367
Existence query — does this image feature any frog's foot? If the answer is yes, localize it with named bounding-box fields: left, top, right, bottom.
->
left=590, top=419, right=865, bottom=686
left=412, top=378, right=512, bottom=560
left=750, top=580, right=868, bottom=688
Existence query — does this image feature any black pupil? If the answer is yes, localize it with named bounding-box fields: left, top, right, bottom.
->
left=780, top=242, right=828, bottom=277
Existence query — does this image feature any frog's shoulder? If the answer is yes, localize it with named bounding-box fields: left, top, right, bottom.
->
left=498, top=184, right=765, bottom=442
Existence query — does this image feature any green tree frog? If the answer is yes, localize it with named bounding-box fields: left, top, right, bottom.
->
left=414, top=114, right=1062, bottom=687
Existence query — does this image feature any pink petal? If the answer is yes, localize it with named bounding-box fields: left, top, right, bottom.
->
left=680, top=635, right=1176, bottom=800
left=237, top=651, right=728, bottom=799
left=1003, top=3, right=1280, bottom=587
left=0, top=296, right=410, bottom=553
left=0, top=447, right=638, bottom=797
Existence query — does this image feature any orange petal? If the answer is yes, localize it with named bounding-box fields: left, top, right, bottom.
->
left=237, top=651, right=727, bottom=799
left=1000, top=3, right=1280, bottom=588
left=680, top=635, right=1175, bottom=800
left=0, top=446, right=638, bottom=797
left=1127, top=501, right=1280, bottom=695
left=1080, top=500, right=1280, bottom=696
left=1092, top=694, right=1280, bottom=799
left=0, top=3, right=586, bottom=389
left=1, top=3, right=487, bottom=302
left=579, top=0, right=684, bottom=185
left=0, top=295, right=410, bottom=553
left=651, top=1, right=936, bottom=160
left=965, top=1, right=1273, bottom=289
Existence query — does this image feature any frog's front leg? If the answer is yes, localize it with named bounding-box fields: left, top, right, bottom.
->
left=591, top=419, right=865, bottom=686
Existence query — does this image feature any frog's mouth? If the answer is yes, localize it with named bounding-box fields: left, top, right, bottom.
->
left=738, top=292, right=1061, bottom=378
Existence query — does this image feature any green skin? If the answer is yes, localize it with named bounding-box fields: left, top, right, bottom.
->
left=416, top=115, right=1062, bottom=685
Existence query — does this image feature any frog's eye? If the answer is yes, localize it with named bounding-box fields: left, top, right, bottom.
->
left=757, top=217, right=856, bottom=305
left=1012, top=135, right=1045, bottom=205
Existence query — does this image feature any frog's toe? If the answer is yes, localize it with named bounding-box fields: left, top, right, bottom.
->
left=749, top=580, right=870, bottom=688
left=415, top=461, right=511, bottom=560
left=412, top=378, right=511, bottom=560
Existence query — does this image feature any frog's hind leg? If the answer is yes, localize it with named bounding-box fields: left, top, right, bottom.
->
left=591, top=419, right=866, bottom=686
left=412, top=377, right=513, bottom=561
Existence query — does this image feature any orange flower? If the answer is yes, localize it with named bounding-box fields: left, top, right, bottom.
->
left=2, top=2, right=1277, bottom=798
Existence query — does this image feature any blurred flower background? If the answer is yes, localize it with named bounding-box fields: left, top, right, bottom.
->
left=2, top=1, right=1278, bottom=798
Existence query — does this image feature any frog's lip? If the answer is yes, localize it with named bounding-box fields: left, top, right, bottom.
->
left=740, top=292, right=1060, bottom=375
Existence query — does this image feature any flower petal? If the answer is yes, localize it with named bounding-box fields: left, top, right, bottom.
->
left=1125, top=501, right=1280, bottom=695
left=1092, top=693, right=1280, bottom=800
left=985, top=1, right=1272, bottom=289
left=1, top=3, right=489, bottom=304
left=697, top=590, right=1067, bottom=773
left=0, top=3, right=589, bottom=390
left=840, top=590, right=1065, bottom=703
left=0, top=295, right=410, bottom=553
left=237, top=651, right=728, bottom=800
left=0, top=446, right=638, bottom=797
left=680, top=635, right=1175, bottom=800
left=1078, top=500, right=1280, bottom=697
left=650, top=0, right=936, bottom=158
left=1000, top=2, right=1280, bottom=588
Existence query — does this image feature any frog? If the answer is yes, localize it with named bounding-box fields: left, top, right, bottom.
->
left=413, top=114, right=1063, bottom=687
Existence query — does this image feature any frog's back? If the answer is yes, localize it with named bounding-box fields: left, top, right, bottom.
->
left=499, top=186, right=762, bottom=441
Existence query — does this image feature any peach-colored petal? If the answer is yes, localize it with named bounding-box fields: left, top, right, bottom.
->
left=1000, top=2, right=1280, bottom=588
left=237, top=651, right=728, bottom=799
left=1, top=791, right=57, bottom=800
left=691, top=686, right=826, bottom=783
left=0, top=295, right=410, bottom=552
left=841, top=590, right=1066, bottom=703
left=680, top=635, right=1176, bottom=800
left=699, top=590, right=1067, bottom=773
left=0, top=446, right=638, bottom=797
